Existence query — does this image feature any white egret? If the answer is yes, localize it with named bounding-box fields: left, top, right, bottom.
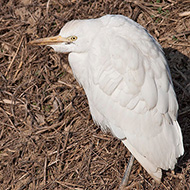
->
left=29, top=15, right=184, bottom=187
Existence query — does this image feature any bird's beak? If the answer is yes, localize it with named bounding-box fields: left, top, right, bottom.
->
left=28, top=35, right=69, bottom=46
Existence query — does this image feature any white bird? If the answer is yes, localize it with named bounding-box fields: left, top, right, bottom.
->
left=29, top=15, right=184, bottom=187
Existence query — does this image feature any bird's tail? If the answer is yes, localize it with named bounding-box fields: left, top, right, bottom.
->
left=122, top=120, right=184, bottom=182
left=122, top=139, right=162, bottom=182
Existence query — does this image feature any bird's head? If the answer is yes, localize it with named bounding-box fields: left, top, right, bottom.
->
left=28, top=19, right=100, bottom=53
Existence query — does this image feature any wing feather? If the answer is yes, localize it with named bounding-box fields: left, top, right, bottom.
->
left=141, top=72, right=158, bottom=109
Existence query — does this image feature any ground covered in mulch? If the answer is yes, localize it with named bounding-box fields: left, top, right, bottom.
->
left=0, top=0, right=190, bottom=189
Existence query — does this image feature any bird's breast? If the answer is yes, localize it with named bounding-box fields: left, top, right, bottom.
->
left=68, top=52, right=91, bottom=88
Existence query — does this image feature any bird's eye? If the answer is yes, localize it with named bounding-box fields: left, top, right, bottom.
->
left=68, top=36, right=78, bottom=42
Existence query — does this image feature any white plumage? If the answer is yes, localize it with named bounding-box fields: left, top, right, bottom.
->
left=29, top=15, right=184, bottom=183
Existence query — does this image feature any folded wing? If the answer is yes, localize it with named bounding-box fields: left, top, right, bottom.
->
left=86, top=19, right=184, bottom=181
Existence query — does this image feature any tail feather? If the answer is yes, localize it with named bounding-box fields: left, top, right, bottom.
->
left=122, top=139, right=162, bottom=183
left=174, top=121, right=184, bottom=157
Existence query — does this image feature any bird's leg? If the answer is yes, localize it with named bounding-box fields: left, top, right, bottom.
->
left=119, top=154, right=135, bottom=190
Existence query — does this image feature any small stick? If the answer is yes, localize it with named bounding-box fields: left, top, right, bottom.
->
left=5, top=36, right=24, bottom=77
left=43, top=157, right=47, bottom=186
left=46, top=0, right=51, bottom=16
left=179, top=11, right=190, bottom=17
left=14, top=45, right=24, bottom=79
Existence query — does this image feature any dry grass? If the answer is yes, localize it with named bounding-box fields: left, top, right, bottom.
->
left=0, top=0, right=190, bottom=189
